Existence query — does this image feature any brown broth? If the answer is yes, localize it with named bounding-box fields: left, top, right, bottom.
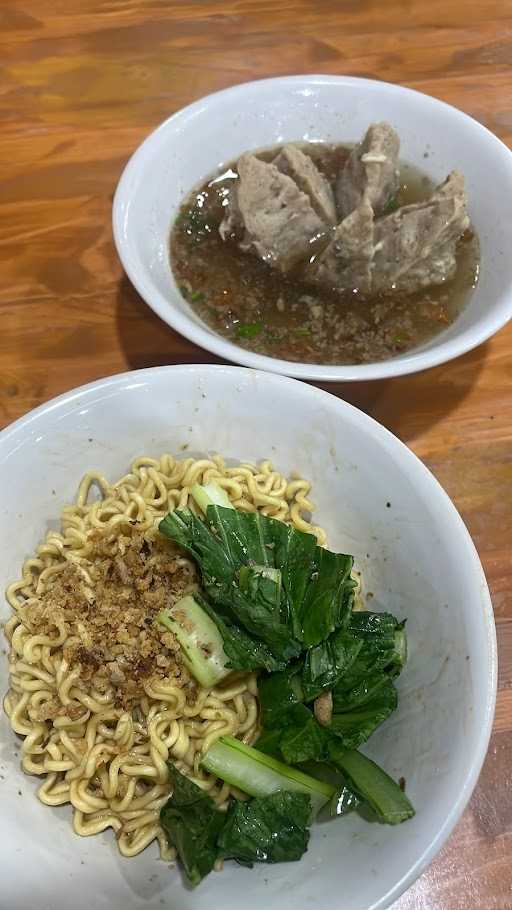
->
left=169, top=144, right=480, bottom=365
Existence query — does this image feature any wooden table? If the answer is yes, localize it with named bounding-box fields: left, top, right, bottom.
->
left=1, top=2, right=511, bottom=906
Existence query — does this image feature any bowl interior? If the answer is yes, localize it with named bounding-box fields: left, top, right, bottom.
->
left=114, top=76, right=512, bottom=379
left=0, top=366, right=496, bottom=910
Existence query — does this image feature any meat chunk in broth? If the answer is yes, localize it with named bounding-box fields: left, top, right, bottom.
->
left=219, top=152, right=327, bottom=273
left=219, top=137, right=469, bottom=298
left=435, top=169, right=466, bottom=200
left=173, top=131, right=479, bottom=365
left=372, top=170, right=470, bottom=293
left=309, top=201, right=374, bottom=293
left=337, top=122, right=400, bottom=218
left=272, top=144, right=337, bottom=225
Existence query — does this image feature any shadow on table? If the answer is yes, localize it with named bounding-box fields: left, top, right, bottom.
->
left=115, top=275, right=224, bottom=369
left=312, top=339, right=489, bottom=445
left=116, top=274, right=489, bottom=445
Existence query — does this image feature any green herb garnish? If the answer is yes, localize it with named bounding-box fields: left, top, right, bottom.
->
left=236, top=322, right=263, bottom=339
left=382, top=196, right=399, bottom=215
left=179, top=285, right=205, bottom=303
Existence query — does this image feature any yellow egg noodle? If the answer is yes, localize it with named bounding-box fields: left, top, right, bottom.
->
left=3, top=454, right=328, bottom=859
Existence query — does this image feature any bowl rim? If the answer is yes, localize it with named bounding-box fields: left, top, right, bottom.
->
left=0, top=363, right=497, bottom=909
left=112, top=73, right=512, bottom=382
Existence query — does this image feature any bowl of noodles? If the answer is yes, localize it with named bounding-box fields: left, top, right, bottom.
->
left=0, top=365, right=496, bottom=910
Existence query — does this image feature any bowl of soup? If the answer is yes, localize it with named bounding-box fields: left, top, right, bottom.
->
left=113, top=75, right=512, bottom=381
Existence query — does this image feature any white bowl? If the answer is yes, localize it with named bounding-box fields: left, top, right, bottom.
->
left=0, top=365, right=496, bottom=910
left=113, top=74, right=512, bottom=382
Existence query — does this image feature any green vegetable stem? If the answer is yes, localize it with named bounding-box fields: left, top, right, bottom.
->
left=157, top=594, right=230, bottom=688
left=201, top=735, right=334, bottom=817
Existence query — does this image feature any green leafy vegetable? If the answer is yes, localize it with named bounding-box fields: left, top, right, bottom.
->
left=198, top=594, right=287, bottom=672
left=160, top=507, right=302, bottom=662
left=161, top=764, right=313, bottom=885
left=157, top=488, right=415, bottom=848
left=259, top=687, right=396, bottom=760
left=280, top=713, right=330, bottom=764
left=273, top=520, right=318, bottom=640
left=328, top=744, right=415, bottom=825
left=159, top=503, right=354, bottom=665
left=330, top=680, right=398, bottom=749
left=348, top=611, right=406, bottom=669
left=160, top=508, right=234, bottom=592
left=332, top=612, right=406, bottom=696
left=239, top=564, right=282, bottom=618
left=333, top=671, right=396, bottom=711
left=257, top=691, right=324, bottom=765
left=160, top=765, right=225, bottom=886
left=254, top=728, right=284, bottom=757
left=258, top=613, right=404, bottom=764
left=258, top=668, right=305, bottom=729
left=236, top=322, right=263, bottom=338
left=301, top=628, right=364, bottom=701
left=218, top=790, right=311, bottom=865
left=239, top=563, right=282, bottom=590
left=299, top=548, right=354, bottom=646
left=259, top=611, right=403, bottom=754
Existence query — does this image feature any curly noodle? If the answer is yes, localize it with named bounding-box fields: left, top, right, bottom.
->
left=3, top=454, right=325, bottom=858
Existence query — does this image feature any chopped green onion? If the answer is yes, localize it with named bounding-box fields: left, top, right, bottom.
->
left=293, top=327, right=311, bottom=336
left=190, top=290, right=204, bottom=302
left=236, top=322, right=263, bottom=339
left=201, top=735, right=334, bottom=817
left=382, top=196, right=399, bottom=215
left=157, top=594, right=230, bottom=688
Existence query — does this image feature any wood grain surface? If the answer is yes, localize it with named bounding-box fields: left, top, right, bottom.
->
left=1, top=2, right=511, bottom=906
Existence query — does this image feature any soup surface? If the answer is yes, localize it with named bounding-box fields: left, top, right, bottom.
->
left=170, top=144, right=479, bottom=365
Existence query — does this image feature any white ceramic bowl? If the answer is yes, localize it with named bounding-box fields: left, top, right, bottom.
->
left=113, top=74, right=512, bottom=382
left=0, top=365, right=496, bottom=910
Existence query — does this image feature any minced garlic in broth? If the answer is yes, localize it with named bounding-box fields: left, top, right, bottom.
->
left=170, top=144, right=480, bottom=365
